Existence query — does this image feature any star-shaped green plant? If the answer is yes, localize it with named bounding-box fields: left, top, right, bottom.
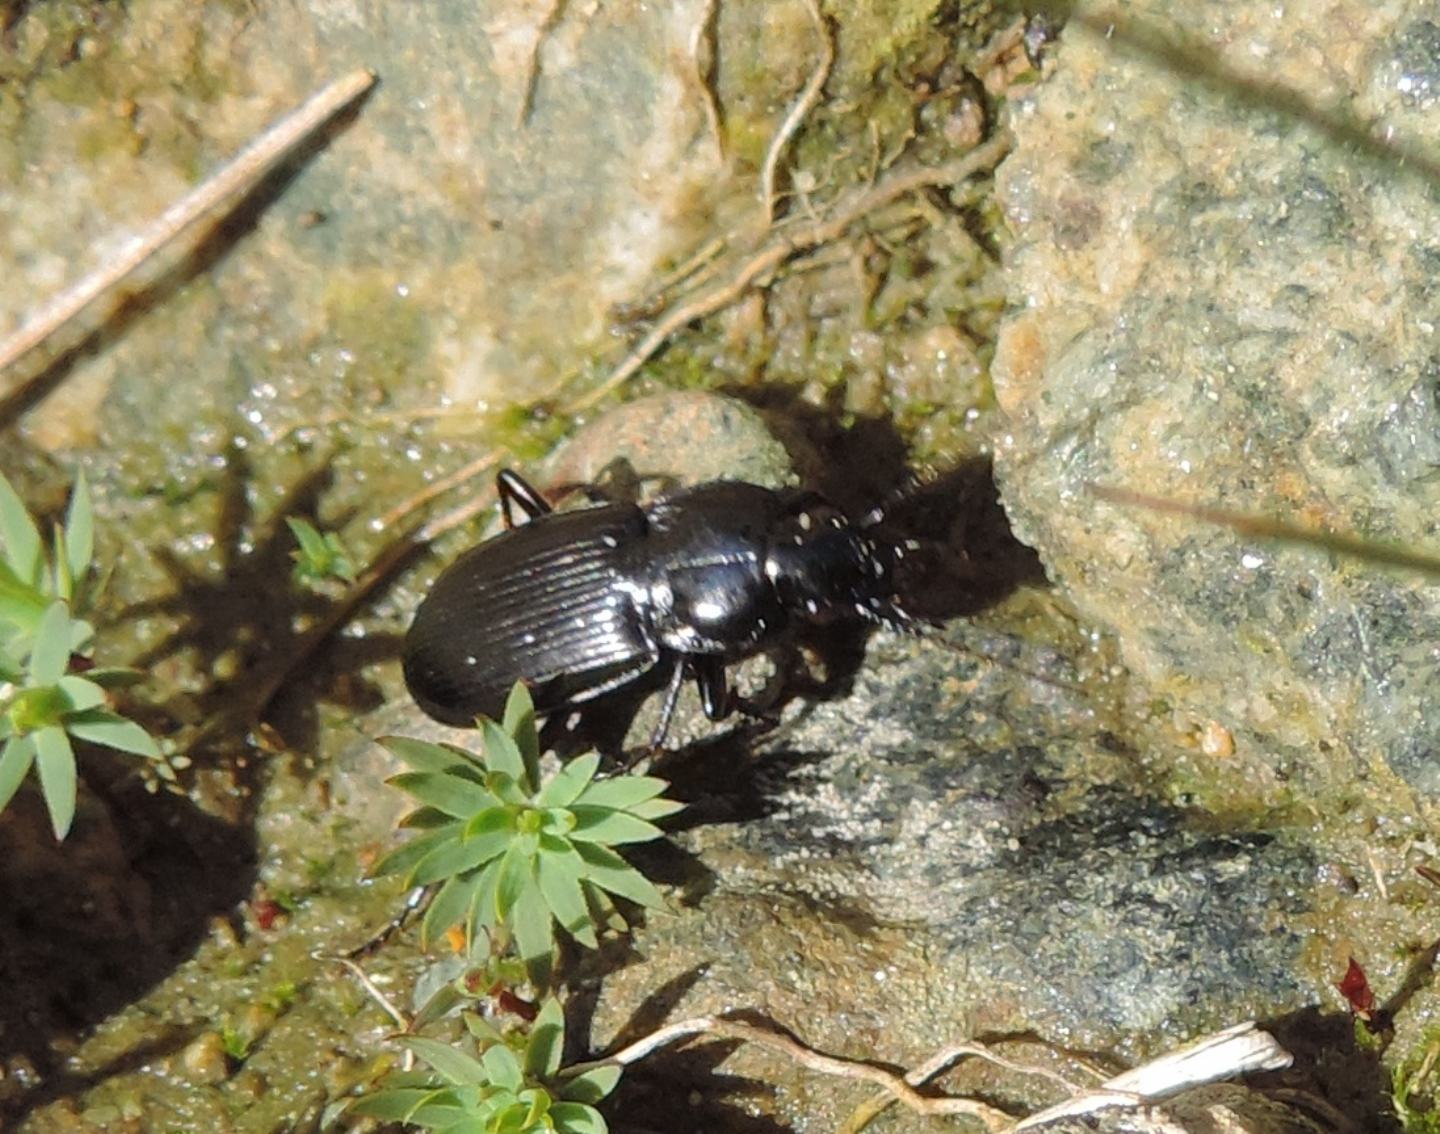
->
left=352, top=998, right=618, bottom=1133
left=0, top=471, right=162, bottom=838
left=375, top=682, right=681, bottom=977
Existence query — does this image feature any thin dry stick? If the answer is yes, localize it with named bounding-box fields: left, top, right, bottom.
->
left=518, top=0, right=568, bottom=126
left=570, top=129, right=1012, bottom=413
left=842, top=1040, right=1088, bottom=1134
left=691, top=0, right=725, bottom=163
left=372, top=449, right=508, bottom=531
left=325, top=954, right=411, bottom=1031
left=0, top=69, right=376, bottom=390
left=759, top=0, right=833, bottom=226
left=560, top=1015, right=1013, bottom=1131
left=1088, top=483, right=1440, bottom=578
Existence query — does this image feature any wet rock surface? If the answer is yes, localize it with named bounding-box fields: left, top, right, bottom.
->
left=7, top=2, right=1431, bottom=1133
left=993, top=0, right=1440, bottom=807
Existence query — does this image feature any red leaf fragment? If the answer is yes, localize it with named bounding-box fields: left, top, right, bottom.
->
left=1338, top=956, right=1376, bottom=1017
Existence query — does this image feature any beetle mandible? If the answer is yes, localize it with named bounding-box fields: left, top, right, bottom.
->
left=402, top=468, right=919, bottom=746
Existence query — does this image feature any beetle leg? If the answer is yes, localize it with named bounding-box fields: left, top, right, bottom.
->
left=648, top=657, right=689, bottom=751
left=497, top=469, right=553, bottom=529
left=692, top=654, right=733, bottom=721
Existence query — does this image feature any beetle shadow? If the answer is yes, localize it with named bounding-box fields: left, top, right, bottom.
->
left=0, top=750, right=255, bottom=1119
left=118, top=435, right=400, bottom=759
left=564, top=964, right=794, bottom=1134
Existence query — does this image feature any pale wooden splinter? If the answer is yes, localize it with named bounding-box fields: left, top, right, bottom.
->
left=0, top=68, right=377, bottom=403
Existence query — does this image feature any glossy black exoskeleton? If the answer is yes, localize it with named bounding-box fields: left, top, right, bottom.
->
left=402, top=468, right=918, bottom=744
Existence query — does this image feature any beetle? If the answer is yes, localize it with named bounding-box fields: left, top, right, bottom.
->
left=402, top=467, right=920, bottom=746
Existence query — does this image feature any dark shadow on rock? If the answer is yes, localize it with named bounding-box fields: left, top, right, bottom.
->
left=561, top=961, right=791, bottom=1132
left=1254, top=1006, right=1399, bottom=1133
left=118, top=436, right=400, bottom=766
left=3, top=1025, right=203, bottom=1126
left=727, top=382, right=1049, bottom=612
left=607, top=1040, right=790, bottom=1134
left=0, top=750, right=255, bottom=1122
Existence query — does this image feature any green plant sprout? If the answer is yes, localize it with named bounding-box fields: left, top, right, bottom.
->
left=285, top=516, right=357, bottom=585
left=352, top=998, right=618, bottom=1134
left=0, top=470, right=164, bottom=839
left=374, top=682, right=682, bottom=980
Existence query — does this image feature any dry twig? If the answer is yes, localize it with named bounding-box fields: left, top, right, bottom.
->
left=518, top=0, right=569, bottom=126
left=759, top=0, right=834, bottom=226
left=0, top=69, right=375, bottom=406
left=691, top=0, right=725, bottom=163
left=326, top=953, right=411, bottom=1032
left=560, top=1015, right=1014, bottom=1131
left=841, top=1040, right=1091, bottom=1133
left=569, top=129, right=1012, bottom=413
left=559, top=1016, right=1288, bottom=1134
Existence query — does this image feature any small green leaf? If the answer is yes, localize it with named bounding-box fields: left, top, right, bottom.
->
left=400, top=805, right=456, bottom=830
left=536, top=753, right=601, bottom=809
left=422, top=875, right=475, bottom=948
left=29, top=601, right=71, bottom=685
left=372, top=825, right=455, bottom=880
left=462, top=803, right=517, bottom=844
left=486, top=769, right=531, bottom=807
left=411, top=980, right=469, bottom=1032
left=571, top=772, right=670, bottom=811
left=347, top=1086, right=451, bottom=1121
left=64, top=709, right=162, bottom=759
left=0, top=473, right=42, bottom=587
left=558, top=1065, right=621, bottom=1105
left=536, top=836, right=596, bottom=948
left=575, top=842, right=664, bottom=908
left=34, top=724, right=76, bottom=838
left=479, top=1043, right=524, bottom=1093
left=57, top=675, right=106, bottom=712
left=83, top=666, right=145, bottom=688
left=402, top=1035, right=492, bottom=1087
left=464, top=1013, right=507, bottom=1046
left=410, top=822, right=511, bottom=885
left=511, top=877, right=556, bottom=982
left=63, top=471, right=93, bottom=599
left=286, top=518, right=357, bottom=585
left=466, top=855, right=507, bottom=935
left=567, top=806, right=663, bottom=845
left=379, top=735, right=477, bottom=775
left=627, top=796, right=686, bottom=821
left=51, top=525, right=72, bottom=602
left=551, top=1101, right=609, bottom=1134
left=0, top=559, right=47, bottom=635
left=389, top=770, right=501, bottom=818
left=524, top=998, right=566, bottom=1080
left=493, top=842, right=531, bottom=920
left=518, top=1086, right=552, bottom=1127
left=66, top=616, right=93, bottom=654
left=502, top=681, right=540, bottom=784
left=481, top=719, right=527, bottom=787
left=287, top=516, right=329, bottom=561
left=0, top=734, right=36, bottom=813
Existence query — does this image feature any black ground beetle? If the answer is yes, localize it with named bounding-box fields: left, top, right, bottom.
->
left=402, top=468, right=921, bottom=746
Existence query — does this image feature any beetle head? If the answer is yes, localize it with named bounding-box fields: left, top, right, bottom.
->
left=764, top=499, right=918, bottom=630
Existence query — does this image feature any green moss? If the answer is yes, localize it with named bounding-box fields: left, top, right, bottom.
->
left=1393, top=1024, right=1440, bottom=1133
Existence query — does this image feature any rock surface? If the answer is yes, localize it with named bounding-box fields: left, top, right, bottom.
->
left=993, top=1, right=1440, bottom=808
